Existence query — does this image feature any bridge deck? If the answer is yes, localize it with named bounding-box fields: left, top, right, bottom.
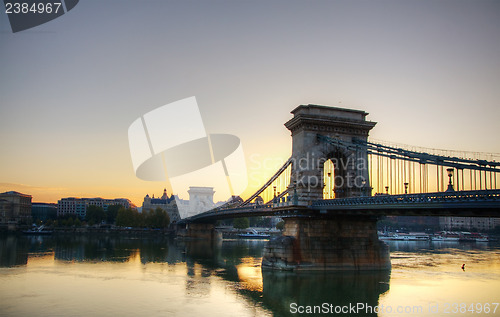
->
left=179, top=190, right=500, bottom=223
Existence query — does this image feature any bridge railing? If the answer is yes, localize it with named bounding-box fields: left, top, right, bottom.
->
left=179, top=190, right=500, bottom=223
left=312, top=190, right=500, bottom=207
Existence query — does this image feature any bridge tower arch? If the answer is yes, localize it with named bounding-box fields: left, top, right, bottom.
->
left=284, top=105, right=376, bottom=203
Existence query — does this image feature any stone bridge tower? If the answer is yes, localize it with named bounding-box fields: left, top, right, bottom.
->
left=284, top=104, right=376, bottom=203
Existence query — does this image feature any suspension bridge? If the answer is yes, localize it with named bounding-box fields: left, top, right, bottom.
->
left=177, top=104, right=500, bottom=271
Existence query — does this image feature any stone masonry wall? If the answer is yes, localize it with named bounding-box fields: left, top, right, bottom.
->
left=262, top=216, right=391, bottom=271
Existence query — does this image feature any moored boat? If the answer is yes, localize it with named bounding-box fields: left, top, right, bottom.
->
left=431, top=231, right=460, bottom=241
left=22, top=225, right=53, bottom=235
left=380, top=232, right=430, bottom=241
left=431, top=231, right=490, bottom=242
left=475, top=236, right=489, bottom=242
left=238, top=228, right=270, bottom=239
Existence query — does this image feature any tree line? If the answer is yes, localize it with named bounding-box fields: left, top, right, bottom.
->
left=41, top=205, right=170, bottom=229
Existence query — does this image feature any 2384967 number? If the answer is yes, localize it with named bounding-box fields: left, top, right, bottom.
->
left=5, top=2, right=62, bottom=14
left=443, top=303, right=499, bottom=314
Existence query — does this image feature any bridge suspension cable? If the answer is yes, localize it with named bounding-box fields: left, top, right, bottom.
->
left=239, top=158, right=293, bottom=206
left=370, top=138, right=500, bottom=162
left=317, top=134, right=500, bottom=195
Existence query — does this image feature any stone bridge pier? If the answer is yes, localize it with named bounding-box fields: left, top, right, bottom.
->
left=176, top=222, right=219, bottom=240
left=262, top=215, right=391, bottom=271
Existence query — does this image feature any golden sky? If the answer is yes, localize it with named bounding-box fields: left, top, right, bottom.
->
left=1, top=1, right=499, bottom=206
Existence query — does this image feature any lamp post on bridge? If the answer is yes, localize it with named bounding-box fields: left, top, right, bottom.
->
left=404, top=182, right=409, bottom=194
left=446, top=168, right=455, bottom=192
left=361, top=179, right=369, bottom=196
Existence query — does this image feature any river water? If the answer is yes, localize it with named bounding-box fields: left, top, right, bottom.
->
left=0, top=234, right=499, bottom=317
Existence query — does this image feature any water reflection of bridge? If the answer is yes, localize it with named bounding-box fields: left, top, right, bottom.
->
left=179, top=238, right=390, bottom=317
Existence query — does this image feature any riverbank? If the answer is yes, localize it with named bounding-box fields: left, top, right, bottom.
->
left=2, top=225, right=282, bottom=239
left=1, top=226, right=175, bottom=237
